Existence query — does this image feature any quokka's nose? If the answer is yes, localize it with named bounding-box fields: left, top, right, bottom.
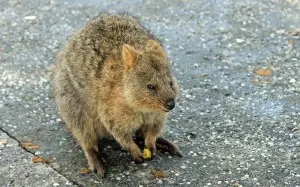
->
left=165, top=98, right=175, bottom=110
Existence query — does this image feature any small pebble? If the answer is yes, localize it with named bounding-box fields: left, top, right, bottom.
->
left=35, top=151, right=41, bottom=155
left=24, top=15, right=37, bottom=20
left=185, top=94, right=192, bottom=99
left=51, top=163, right=60, bottom=169
left=276, top=29, right=285, bottom=34
left=236, top=39, right=244, bottom=43
left=66, top=181, right=72, bottom=185
left=142, top=163, right=148, bottom=166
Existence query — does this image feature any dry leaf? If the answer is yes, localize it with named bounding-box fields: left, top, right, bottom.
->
left=20, top=141, right=40, bottom=150
left=288, top=40, right=296, bottom=46
left=81, top=168, right=91, bottom=174
left=1, top=139, right=7, bottom=145
left=291, top=30, right=299, bottom=36
left=32, top=156, right=49, bottom=163
left=255, top=68, right=272, bottom=77
left=151, top=169, right=168, bottom=179
left=26, top=145, right=40, bottom=149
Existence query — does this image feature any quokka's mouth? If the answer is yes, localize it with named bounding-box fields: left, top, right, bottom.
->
left=163, top=108, right=170, bottom=112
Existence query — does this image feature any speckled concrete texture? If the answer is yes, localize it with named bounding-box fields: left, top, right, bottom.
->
left=1, top=0, right=300, bottom=186
left=0, top=131, right=72, bottom=186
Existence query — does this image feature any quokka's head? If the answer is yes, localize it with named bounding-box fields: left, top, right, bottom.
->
left=122, top=40, right=179, bottom=113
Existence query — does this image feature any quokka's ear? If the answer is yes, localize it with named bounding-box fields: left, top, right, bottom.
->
left=122, top=44, right=139, bottom=71
left=146, top=40, right=166, bottom=58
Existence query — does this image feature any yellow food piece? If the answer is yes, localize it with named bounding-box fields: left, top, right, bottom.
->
left=143, top=148, right=151, bottom=159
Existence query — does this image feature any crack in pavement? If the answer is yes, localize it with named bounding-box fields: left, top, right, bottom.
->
left=0, top=127, right=82, bottom=187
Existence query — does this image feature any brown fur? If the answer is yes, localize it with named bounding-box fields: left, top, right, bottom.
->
left=52, top=13, right=181, bottom=177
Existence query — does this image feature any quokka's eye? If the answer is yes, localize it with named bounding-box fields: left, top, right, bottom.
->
left=170, top=81, right=173, bottom=87
left=147, top=84, right=156, bottom=90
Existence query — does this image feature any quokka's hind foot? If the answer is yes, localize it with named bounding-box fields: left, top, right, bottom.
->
left=83, top=144, right=106, bottom=177
left=156, top=137, right=183, bottom=157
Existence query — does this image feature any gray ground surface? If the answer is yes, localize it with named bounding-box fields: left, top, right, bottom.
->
left=1, top=0, right=300, bottom=186
left=0, top=131, right=71, bottom=186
